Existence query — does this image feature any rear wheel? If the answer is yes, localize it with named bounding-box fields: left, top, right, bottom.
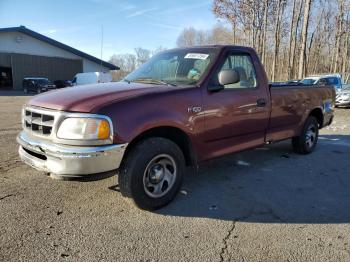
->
left=118, top=137, right=185, bottom=210
left=292, top=116, right=319, bottom=154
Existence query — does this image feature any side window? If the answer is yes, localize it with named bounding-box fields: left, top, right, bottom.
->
left=318, top=78, right=327, bottom=85
left=219, top=54, right=257, bottom=89
left=329, top=77, right=339, bottom=85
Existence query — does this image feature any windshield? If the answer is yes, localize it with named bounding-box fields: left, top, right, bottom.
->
left=300, top=78, right=317, bottom=85
left=124, top=49, right=219, bottom=86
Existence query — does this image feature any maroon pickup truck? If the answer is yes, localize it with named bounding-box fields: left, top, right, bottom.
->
left=17, top=45, right=335, bottom=210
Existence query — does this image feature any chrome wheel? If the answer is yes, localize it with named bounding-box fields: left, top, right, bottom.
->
left=305, top=124, right=316, bottom=148
left=143, top=154, right=177, bottom=198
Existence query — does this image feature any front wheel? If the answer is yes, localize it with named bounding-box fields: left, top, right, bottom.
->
left=292, top=116, right=319, bottom=154
left=118, top=137, right=185, bottom=210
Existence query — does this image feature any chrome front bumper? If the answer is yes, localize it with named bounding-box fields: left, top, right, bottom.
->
left=17, top=131, right=127, bottom=178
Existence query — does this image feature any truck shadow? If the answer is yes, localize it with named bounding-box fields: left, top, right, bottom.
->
left=157, top=134, right=350, bottom=224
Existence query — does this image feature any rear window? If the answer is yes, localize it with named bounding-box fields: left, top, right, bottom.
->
left=300, top=78, right=317, bottom=85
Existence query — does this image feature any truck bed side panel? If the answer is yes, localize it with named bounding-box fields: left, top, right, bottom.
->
left=266, top=85, right=334, bottom=142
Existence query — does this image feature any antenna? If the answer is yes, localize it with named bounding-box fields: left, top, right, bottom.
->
left=100, top=25, right=103, bottom=72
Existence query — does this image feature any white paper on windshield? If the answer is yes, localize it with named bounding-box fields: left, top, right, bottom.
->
left=184, top=53, right=209, bottom=60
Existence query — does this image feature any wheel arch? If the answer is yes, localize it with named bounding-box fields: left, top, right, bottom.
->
left=309, top=107, right=324, bottom=128
left=123, top=126, right=196, bottom=167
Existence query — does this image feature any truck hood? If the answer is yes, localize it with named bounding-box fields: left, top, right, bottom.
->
left=27, top=82, right=171, bottom=112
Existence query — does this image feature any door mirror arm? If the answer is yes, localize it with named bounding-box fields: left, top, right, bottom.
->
left=208, top=84, right=224, bottom=92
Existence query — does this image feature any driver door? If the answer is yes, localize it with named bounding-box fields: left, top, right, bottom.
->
left=199, top=50, right=270, bottom=160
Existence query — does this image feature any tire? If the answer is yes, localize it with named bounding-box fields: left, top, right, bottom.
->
left=119, top=137, right=185, bottom=210
left=292, top=116, right=319, bottom=154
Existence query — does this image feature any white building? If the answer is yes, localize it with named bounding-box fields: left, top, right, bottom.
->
left=0, top=26, right=118, bottom=89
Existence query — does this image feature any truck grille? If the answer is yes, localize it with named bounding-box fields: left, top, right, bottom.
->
left=24, top=108, right=55, bottom=136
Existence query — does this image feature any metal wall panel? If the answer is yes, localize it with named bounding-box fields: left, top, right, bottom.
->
left=0, top=53, right=11, bottom=67
left=8, top=53, right=83, bottom=89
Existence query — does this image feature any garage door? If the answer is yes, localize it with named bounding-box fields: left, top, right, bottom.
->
left=11, top=53, right=83, bottom=89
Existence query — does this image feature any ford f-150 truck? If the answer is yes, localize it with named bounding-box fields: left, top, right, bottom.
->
left=17, top=45, right=335, bottom=210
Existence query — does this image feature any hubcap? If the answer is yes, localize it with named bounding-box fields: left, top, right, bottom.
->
left=305, top=124, right=316, bottom=148
left=143, top=154, right=177, bottom=198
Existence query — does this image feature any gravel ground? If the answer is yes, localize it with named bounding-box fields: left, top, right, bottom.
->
left=0, top=91, right=349, bottom=262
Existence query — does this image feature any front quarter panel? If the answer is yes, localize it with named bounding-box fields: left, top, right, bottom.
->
left=96, top=87, right=204, bottom=145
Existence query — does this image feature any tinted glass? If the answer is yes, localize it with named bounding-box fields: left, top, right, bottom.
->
left=326, top=77, right=340, bottom=85
left=300, top=79, right=317, bottom=85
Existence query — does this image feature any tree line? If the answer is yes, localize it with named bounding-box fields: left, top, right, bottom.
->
left=178, top=0, right=350, bottom=81
left=109, top=0, right=350, bottom=82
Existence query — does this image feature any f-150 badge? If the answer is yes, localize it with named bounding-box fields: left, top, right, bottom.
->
left=188, top=107, right=202, bottom=113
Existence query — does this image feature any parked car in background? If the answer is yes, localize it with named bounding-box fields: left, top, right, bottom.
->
left=300, top=74, right=342, bottom=93
left=17, top=45, right=335, bottom=210
left=53, top=80, right=73, bottom=89
left=335, top=85, right=350, bottom=107
left=270, top=79, right=301, bottom=86
left=23, top=78, right=56, bottom=94
left=286, top=79, right=301, bottom=85
left=72, top=72, right=112, bottom=86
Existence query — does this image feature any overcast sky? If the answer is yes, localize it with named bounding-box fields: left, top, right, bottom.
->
left=0, top=0, right=220, bottom=61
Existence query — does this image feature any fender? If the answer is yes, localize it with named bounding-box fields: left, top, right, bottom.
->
left=96, top=86, right=204, bottom=144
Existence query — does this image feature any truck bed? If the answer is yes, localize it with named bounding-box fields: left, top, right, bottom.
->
left=267, top=84, right=334, bottom=142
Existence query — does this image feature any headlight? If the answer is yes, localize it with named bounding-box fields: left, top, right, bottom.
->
left=57, top=117, right=111, bottom=140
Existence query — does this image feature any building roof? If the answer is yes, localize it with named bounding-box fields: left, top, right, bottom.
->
left=0, top=26, right=119, bottom=70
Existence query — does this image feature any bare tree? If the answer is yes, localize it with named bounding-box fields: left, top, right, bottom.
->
left=173, top=0, right=350, bottom=81
left=134, top=48, right=151, bottom=66
left=261, top=0, right=270, bottom=65
left=109, top=53, right=136, bottom=72
left=176, top=27, right=197, bottom=47
left=208, top=24, right=234, bottom=44
left=287, top=0, right=301, bottom=79
left=272, top=0, right=286, bottom=81
left=298, top=0, right=313, bottom=79
left=333, top=0, right=346, bottom=73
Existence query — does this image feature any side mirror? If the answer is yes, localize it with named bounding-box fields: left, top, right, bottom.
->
left=218, top=69, right=240, bottom=86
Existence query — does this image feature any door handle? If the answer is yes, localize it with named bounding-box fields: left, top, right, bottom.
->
left=256, top=98, right=267, bottom=107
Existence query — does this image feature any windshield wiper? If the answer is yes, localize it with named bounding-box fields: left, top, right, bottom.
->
left=126, top=78, right=177, bottom=86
